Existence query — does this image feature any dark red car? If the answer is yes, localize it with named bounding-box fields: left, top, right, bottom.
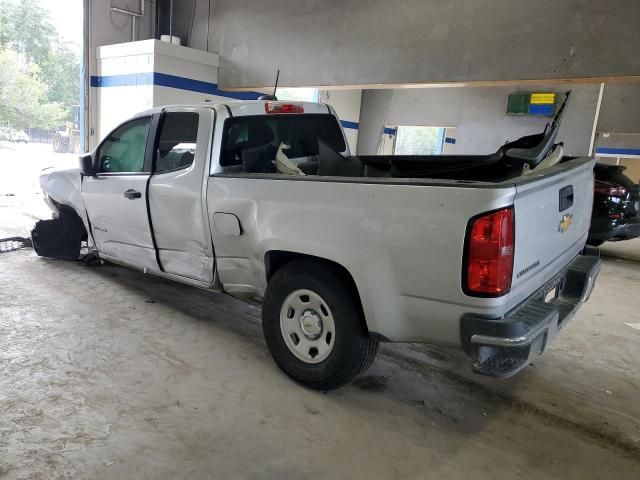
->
left=587, top=164, right=640, bottom=246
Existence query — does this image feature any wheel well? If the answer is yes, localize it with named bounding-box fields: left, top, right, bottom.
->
left=55, top=202, right=88, bottom=241
left=264, top=250, right=370, bottom=335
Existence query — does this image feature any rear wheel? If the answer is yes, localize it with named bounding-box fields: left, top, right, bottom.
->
left=262, top=260, right=379, bottom=390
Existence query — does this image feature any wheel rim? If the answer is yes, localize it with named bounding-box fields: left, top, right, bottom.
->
left=280, top=289, right=336, bottom=364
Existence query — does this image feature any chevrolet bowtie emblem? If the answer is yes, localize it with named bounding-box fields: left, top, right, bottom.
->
left=558, top=213, right=573, bottom=233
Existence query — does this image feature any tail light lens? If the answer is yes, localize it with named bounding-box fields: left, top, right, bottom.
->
left=265, top=103, right=304, bottom=114
left=464, top=207, right=515, bottom=296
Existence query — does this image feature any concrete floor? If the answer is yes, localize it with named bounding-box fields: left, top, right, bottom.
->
left=1, top=250, right=639, bottom=479
left=1, top=143, right=640, bottom=478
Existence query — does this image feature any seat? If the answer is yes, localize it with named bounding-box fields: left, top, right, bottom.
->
left=224, top=121, right=275, bottom=167
left=316, top=138, right=364, bottom=177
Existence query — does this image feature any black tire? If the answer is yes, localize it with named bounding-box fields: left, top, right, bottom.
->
left=262, top=259, right=379, bottom=390
left=31, top=211, right=85, bottom=261
left=52, top=133, right=68, bottom=153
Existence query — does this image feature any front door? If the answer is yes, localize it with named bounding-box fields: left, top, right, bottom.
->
left=82, top=116, right=158, bottom=270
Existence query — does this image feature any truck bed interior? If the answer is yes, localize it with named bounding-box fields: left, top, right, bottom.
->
left=223, top=93, right=573, bottom=183
left=346, top=92, right=573, bottom=182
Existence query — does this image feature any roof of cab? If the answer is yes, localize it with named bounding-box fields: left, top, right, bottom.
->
left=136, top=100, right=332, bottom=118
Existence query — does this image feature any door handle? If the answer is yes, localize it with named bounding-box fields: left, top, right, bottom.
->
left=124, top=189, right=142, bottom=200
left=559, top=185, right=573, bottom=211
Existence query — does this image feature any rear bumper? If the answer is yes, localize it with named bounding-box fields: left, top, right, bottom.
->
left=461, top=250, right=601, bottom=377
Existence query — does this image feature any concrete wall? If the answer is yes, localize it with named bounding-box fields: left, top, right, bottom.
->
left=165, top=0, right=640, bottom=89
left=357, top=86, right=600, bottom=156
left=594, top=84, right=640, bottom=178
left=597, top=84, right=640, bottom=134
left=620, top=159, right=640, bottom=183
left=86, top=0, right=156, bottom=149
left=93, top=40, right=221, bottom=144
left=318, top=90, right=362, bottom=153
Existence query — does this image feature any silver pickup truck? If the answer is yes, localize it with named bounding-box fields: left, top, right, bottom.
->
left=35, top=93, right=601, bottom=390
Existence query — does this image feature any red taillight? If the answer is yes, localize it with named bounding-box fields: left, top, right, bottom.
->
left=465, top=207, right=515, bottom=296
left=265, top=103, right=304, bottom=114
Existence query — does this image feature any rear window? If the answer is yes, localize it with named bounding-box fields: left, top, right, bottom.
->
left=220, top=114, right=346, bottom=168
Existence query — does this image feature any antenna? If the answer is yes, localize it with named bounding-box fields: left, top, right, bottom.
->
left=259, top=70, right=280, bottom=101
left=273, top=70, right=280, bottom=97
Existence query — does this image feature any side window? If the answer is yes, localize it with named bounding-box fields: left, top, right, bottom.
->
left=155, top=112, right=199, bottom=173
left=99, top=117, right=152, bottom=173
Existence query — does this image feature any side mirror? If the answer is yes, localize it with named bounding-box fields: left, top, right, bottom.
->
left=80, top=153, right=96, bottom=176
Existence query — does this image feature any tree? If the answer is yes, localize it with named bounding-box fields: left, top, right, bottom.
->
left=1, top=0, right=55, bottom=64
left=40, top=45, right=81, bottom=118
left=394, top=126, right=443, bottom=155
left=0, top=0, right=79, bottom=124
left=0, top=49, right=65, bottom=129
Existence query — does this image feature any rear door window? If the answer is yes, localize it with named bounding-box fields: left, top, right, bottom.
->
left=155, top=112, right=199, bottom=173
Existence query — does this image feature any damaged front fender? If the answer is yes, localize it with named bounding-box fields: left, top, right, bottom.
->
left=39, top=167, right=93, bottom=246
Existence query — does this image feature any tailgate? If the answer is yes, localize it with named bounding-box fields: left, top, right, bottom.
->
left=506, top=157, right=595, bottom=311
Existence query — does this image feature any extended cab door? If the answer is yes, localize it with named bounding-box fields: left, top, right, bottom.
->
left=82, top=116, right=158, bottom=270
left=147, top=108, right=216, bottom=283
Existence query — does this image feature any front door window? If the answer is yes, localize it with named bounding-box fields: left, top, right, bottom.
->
left=98, top=117, right=152, bottom=173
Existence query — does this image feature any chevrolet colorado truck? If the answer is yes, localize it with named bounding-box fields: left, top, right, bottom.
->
left=34, top=93, right=601, bottom=390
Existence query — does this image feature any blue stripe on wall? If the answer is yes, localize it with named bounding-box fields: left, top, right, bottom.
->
left=340, top=120, right=359, bottom=130
left=155, top=73, right=262, bottom=100
left=90, top=73, right=153, bottom=87
left=91, top=72, right=361, bottom=129
left=90, top=73, right=262, bottom=100
left=383, top=127, right=396, bottom=135
left=595, top=147, right=640, bottom=156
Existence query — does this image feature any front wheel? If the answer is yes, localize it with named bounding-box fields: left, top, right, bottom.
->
left=52, top=133, right=68, bottom=153
left=262, top=260, right=378, bottom=390
left=31, top=211, right=85, bottom=260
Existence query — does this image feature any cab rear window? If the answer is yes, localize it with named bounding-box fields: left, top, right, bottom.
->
left=220, top=114, right=346, bottom=168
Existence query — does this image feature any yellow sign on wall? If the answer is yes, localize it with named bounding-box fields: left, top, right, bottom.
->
left=530, top=93, right=556, bottom=105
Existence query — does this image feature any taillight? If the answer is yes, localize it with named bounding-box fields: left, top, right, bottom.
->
left=464, top=207, right=515, bottom=296
left=265, top=103, right=304, bottom=114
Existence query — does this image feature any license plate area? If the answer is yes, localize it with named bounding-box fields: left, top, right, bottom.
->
left=544, top=285, right=559, bottom=303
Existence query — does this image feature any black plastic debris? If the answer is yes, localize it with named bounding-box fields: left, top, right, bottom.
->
left=0, top=237, right=33, bottom=253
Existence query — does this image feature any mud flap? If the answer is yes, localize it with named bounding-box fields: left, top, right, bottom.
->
left=31, top=213, right=85, bottom=261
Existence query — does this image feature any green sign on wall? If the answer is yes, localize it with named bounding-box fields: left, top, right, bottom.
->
left=507, top=92, right=556, bottom=116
